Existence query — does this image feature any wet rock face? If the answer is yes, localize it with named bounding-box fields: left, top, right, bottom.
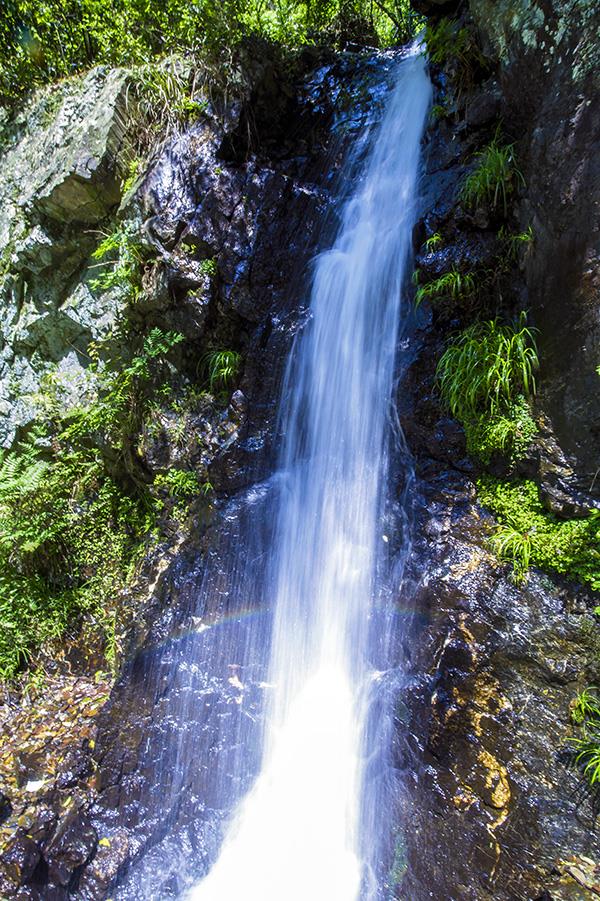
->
left=469, top=0, right=600, bottom=489
left=399, top=470, right=600, bottom=900
left=397, top=2, right=600, bottom=896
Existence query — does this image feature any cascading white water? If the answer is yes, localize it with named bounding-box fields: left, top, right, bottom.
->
left=188, top=48, right=431, bottom=901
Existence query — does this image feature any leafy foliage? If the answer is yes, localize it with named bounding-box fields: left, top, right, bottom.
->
left=437, top=315, right=539, bottom=463
left=423, top=232, right=443, bottom=251
left=202, top=349, right=241, bottom=392
left=0, top=0, right=421, bottom=105
left=437, top=314, right=538, bottom=416
left=61, top=328, right=184, bottom=451
left=90, top=222, right=146, bottom=303
left=199, top=257, right=217, bottom=276
left=501, top=224, right=534, bottom=260
left=463, top=395, right=537, bottom=465
left=461, top=136, right=525, bottom=216
left=478, top=477, right=600, bottom=589
left=414, top=268, right=475, bottom=308
left=0, top=327, right=185, bottom=680
left=424, top=17, right=487, bottom=89
left=569, top=688, right=600, bottom=788
left=154, top=468, right=200, bottom=499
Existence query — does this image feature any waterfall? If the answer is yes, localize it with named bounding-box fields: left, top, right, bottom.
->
left=186, top=48, right=431, bottom=901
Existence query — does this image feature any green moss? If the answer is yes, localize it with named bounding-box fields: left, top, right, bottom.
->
left=464, top=395, right=537, bottom=464
left=477, top=477, right=600, bottom=589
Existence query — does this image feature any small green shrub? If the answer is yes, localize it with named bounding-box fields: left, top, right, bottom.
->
left=572, top=688, right=600, bottom=726
left=155, top=469, right=200, bottom=499
left=424, top=232, right=443, bottom=251
left=464, top=395, right=537, bottom=464
left=90, top=222, right=146, bottom=303
left=203, top=349, right=241, bottom=392
left=501, top=224, right=534, bottom=260
left=424, top=18, right=473, bottom=67
left=61, top=328, right=184, bottom=450
left=477, top=477, right=600, bottom=588
left=415, top=269, right=475, bottom=308
left=437, top=316, right=539, bottom=463
left=121, top=157, right=143, bottom=195
left=437, top=314, right=538, bottom=420
left=569, top=688, right=600, bottom=788
left=0, top=326, right=184, bottom=680
left=461, top=137, right=524, bottom=216
left=424, top=18, right=487, bottom=89
left=429, top=104, right=447, bottom=121
left=0, top=433, right=150, bottom=679
left=199, top=257, right=217, bottom=277
left=489, top=524, right=533, bottom=585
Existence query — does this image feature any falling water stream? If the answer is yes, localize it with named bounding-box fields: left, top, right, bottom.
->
left=185, top=48, right=431, bottom=901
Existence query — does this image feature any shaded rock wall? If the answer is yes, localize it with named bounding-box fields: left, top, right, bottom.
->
left=475, top=0, right=600, bottom=486
left=399, top=2, right=600, bottom=898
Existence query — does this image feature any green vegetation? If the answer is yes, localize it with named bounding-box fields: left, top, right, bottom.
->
left=415, top=268, right=475, bottom=308
left=501, top=224, right=534, bottom=260
left=569, top=688, right=600, bottom=787
left=437, top=315, right=538, bottom=418
left=424, top=232, right=443, bottom=251
left=121, top=156, right=143, bottom=195
left=461, top=136, right=524, bottom=216
left=423, top=17, right=486, bottom=88
left=0, top=327, right=185, bottom=680
left=429, top=104, right=447, bottom=122
left=203, top=349, right=241, bottom=392
left=90, top=222, right=146, bottom=303
left=437, top=315, right=539, bottom=462
left=0, top=429, right=148, bottom=680
left=155, top=468, right=199, bottom=499
left=572, top=688, right=600, bottom=726
left=199, top=257, right=218, bottom=277
left=463, top=394, right=537, bottom=465
left=478, top=477, right=600, bottom=588
left=61, top=328, right=184, bottom=448
left=0, top=0, right=422, bottom=106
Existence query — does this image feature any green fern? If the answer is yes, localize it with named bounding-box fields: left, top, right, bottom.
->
left=90, top=222, right=145, bottom=302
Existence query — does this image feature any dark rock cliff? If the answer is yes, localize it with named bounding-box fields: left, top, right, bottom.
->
left=398, top=2, right=600, bottom=898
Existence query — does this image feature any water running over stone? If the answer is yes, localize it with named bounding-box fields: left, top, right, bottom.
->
left=188, top=48, right=431, bottom=901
